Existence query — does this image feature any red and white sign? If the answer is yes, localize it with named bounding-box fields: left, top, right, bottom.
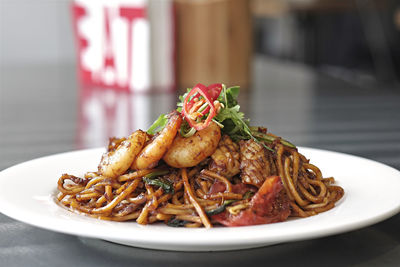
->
left=72, top=0, right=175, bottom=92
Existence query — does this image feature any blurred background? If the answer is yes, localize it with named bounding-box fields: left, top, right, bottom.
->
left=1, top=0, right=400, bottom=170
left=255, top=0, right=400, bottom=84
left=2, top=0, right=400, bottom=83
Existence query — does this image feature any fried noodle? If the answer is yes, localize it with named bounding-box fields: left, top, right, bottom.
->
left=56, top=140, right=344, bottom=228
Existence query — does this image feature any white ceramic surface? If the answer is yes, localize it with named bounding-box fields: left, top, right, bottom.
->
left=0, top=147, right=399, bottom=251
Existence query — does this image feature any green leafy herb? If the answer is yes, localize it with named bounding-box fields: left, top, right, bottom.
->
left=205, top=199, right=237, bottom=216
left=243, top=191, right=255, bottom=199
left=167, top=218, right=188, bottom=227
left=222, top=85, right=239, bottom=107
left=214, top=85, right=274, bottom=152
left=147, top=114, right=168, bottom=135
left=250, top=127, right=296, bottom=149
left=143, top=170, right=174, bottom=194
left=143, top=170, right=169, bottom=179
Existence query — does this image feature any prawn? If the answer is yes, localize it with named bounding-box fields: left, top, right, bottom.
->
left=132, top=111, right=182, bottom=170
left=163, top=121, right=221, bottom=168
left=98, top=130, right=147, bottom=178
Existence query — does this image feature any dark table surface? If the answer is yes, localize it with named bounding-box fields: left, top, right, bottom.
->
left=1, top=56, right=400, bottom=266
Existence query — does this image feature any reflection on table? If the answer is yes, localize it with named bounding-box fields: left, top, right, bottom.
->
left=77, top=86, right=176, bottom=148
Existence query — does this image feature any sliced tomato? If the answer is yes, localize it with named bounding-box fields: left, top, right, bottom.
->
left=209, top=181, right=256, bottom=195
left=204, top=83, right=223, bottom=103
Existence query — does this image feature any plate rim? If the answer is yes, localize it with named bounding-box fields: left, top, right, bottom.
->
left=0, top=147, right=400, bottom=251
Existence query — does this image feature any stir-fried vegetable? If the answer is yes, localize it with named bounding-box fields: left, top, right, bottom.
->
left=143, top=170, right=174, bottom=194
left=147, top=114, right=168, bottom=135
left=205, top=199, right=237, bottom=216
left=167, top=218, right=188, bottom=227
left=250, top=127, right=296, bottom=149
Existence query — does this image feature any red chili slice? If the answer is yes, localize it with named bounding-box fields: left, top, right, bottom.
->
left=182, top=83, right=222, bottom=131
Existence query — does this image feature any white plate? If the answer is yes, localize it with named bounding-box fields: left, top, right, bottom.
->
left=0, top=147, right=399, bottom=251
